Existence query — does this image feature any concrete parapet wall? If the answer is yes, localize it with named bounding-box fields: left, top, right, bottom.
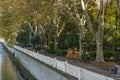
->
left=4, top=44, right=77, bottom=80
left=4, top=44, right=114, bottom=80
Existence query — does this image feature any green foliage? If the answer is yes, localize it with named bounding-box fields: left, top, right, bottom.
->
left=105, top=1, right=116, bottom=25
left=89, top=50, right=113, bottom=61
left=45, top=48, right=67, bottom=56
left=0, top=0, right=119, bottom=62
left=45, top=48, right=54, bottom=54
left=104, top=50, right=113, bottom=60
left=31, top=35, right=41, bottom=49
left=0, top=0, right=50, bottom=45
left=47, top=48, right=53, bottom=54
left=81, top=54, right=91, bottom=62
left=54, top=49, right=67, bottom=56
left=16, top=27, right=29, bottom=46
left=113, top=30, right=120, bottom=46
left=89, top=51, right=96, bottom=60
left=49, top=42, right=54, bottom=49
left=117, top=60, right=120, bottom=65
left=113, top=52, right=120, bottom=62
left=58, top=21, right=79, bottom=49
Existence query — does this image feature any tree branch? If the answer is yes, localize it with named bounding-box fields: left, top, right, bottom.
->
left=81, top=0, right=96, bottom=37
left=28, top=22, right=37, bottom=36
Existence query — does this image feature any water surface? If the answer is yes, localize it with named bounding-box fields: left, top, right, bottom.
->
left=0, top=44, right=20, bottom=80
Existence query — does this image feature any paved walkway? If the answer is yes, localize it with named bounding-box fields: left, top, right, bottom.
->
left=38, top=51, right=120, bottom=80
left=16, top=46, right=120, bottom=80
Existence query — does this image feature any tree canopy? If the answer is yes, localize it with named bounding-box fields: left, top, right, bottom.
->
left=0, top=0, right=120, bottom=62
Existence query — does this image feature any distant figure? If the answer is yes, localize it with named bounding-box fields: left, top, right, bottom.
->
left=109, top=66, right=118, bottom=74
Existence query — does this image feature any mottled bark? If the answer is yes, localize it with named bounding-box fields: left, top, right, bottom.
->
left=28, top=23, right=37, bottom=36
left=95, top=0, right=105, bottom=62
left=78, top=31, right=82, bottom=60
left=95, top=33, right=104, bottom=62
left=54, top=34, right=58, bottom=49
left=81, top=0, right=105, bottom=62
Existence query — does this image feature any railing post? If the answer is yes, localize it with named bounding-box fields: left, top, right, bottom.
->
left=64, top=61, right=67, bottom=73
left=78, top=69, right=82, bottom=80
left=53, top=58, right=57, bottom=68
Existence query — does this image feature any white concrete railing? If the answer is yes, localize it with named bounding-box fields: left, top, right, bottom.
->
left=5, top=45, right=114, bottom=80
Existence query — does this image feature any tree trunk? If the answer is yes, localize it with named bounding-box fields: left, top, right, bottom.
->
left=47, top=33, right=50, bottom=48
left=29, top=29, right=32, bottom=46
left=72, top=47, right=75, bottom=54
left=95, top=0, right=105, bottom=62
left=95, top=33, right=104, bottom=62
left=54, top=34, right=58, bottom=49
left=78, top=27, right=83, bottom=60
left=81, top=0, right=105, bottom=62
left=28, top=23, right=37, bottom=36
left=54, top=23, right=59, bottom=49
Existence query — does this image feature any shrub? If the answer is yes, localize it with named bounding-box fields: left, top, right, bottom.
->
left=81, top=54, right=90, bottom=62
left=104, top=50, right=113, bottom=60
left=42, top=47, right=47, bottom=51
left=36, top=46, right=42, bottom=51
left=31, top=35, right=41, bottom=48
left=49, top=42, right=54, bottom=49
left=89, top=50, right=113, bottom=61
left=62, top=50, right=67, bottom=56
left=46, top=49, right=54, bottom=54
left=54, top=49, right=67, bottom=56
left=113, top=52, right=120, bottom=62
left=117, top=60, right=120, bottom=65
left=89, top=51, right=96, bottom=60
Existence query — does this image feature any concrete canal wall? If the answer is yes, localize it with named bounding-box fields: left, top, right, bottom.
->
left=4, top=44, right=77, bottom=80
left=4, top=44, right=114, bottom=80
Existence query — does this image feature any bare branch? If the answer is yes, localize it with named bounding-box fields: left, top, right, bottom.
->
left=28, top=23, right=37, bottom=36
left=81, top=0, right=95, bottom=37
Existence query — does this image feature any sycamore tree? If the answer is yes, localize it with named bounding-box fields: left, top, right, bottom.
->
left=80, top=0, right=116, bottom=62
left=0, top=0, right=49, bottom=45
left=0, top=0, right=23, bottom=45
left=46, top=0, right=67, bottom=49
left=0, top=0, right=67, bottom=48
left=57, top=0, right=86, bottom=59
left=66, top=0, right=119, bottom=62
left=0, top=0, right=119, bottom=63
left=58, top=0, right=110, bottom=62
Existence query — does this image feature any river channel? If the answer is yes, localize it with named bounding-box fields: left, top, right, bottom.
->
left=0, top=44, right=21, bottom=80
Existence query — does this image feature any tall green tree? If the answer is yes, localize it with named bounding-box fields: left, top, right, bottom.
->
left=80, top=0, right=113, bottom=62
